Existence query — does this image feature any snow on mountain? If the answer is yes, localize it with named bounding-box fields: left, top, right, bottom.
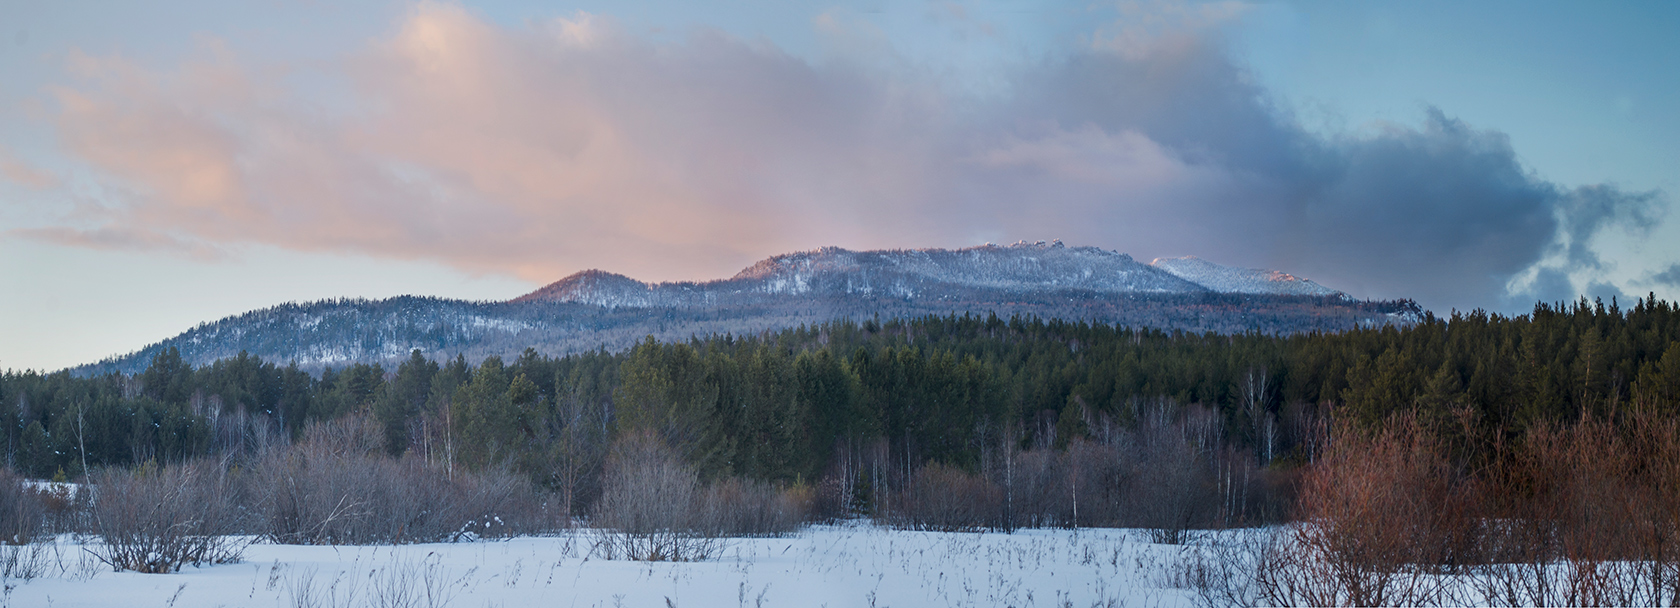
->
left=70, top=297, right=535, bottom=375
left=512, top=269, right=659, bottom=308
left=72, top=242, right=1411, bottom=375
left=1149, top=256, right=1342, bottom=297
left=742, top=241, right=1205, bottom=294
left=519, top=241, right=1213, bottom=307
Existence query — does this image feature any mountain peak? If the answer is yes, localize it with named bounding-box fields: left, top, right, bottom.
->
left=1005, top=238, right=1065, bottom=250
left=512, top=269, right=651, bottom=307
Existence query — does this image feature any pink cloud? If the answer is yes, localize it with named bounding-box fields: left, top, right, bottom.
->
left=24, top=2, right=1643, bottom=313
left=0, top=145, right=60, bottom=190
left=11, top=226, right=227, bottom=260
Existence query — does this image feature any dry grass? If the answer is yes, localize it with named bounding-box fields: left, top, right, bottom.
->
left=1170, top=528, right=1280, bottom=608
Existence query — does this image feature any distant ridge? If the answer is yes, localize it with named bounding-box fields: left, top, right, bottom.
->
left=1149, top=256, right=1342, bottom=297
left=71, top=241, right=1420, bottom=375
left=515, top=241, right=1339, bottom=308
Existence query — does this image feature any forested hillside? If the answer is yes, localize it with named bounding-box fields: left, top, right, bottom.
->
left=7, top=295, right=1678, bottom=517
left=70, top=242, right=1420, bottom=377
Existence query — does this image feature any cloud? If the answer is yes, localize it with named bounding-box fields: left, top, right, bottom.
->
left=1501, top=183, right=1668, bottom=308
left=23, top=1, right=1671, bottom=313
left=1650, top=264, right=1680, bottom=288
left=10, top=226, right=227, bottom=261
left=0, top=145, right=59, bottom=189
left=1553, top=184, right=1664, bottom=270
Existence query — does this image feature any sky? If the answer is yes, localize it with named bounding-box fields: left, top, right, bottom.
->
left=2, top=0, right=1677, bottom=371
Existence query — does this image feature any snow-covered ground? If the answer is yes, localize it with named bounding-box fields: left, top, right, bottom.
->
left=5, top=525, right=1199, bottom=608
left=20, top=480, right=79, bottom=497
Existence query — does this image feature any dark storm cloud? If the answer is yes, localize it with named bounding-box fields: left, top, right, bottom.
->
left=967, top=35, right=1663, bottom=311
left=1651, top=264, right=1680, bottom=288
left=1526, top=268, right=1581, bottom=308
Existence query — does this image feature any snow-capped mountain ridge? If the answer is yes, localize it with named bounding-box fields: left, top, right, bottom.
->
left=520, top=241, right=1340, bottom=307
left=1148, top=256, right=1342, bottom=297
left=71, top=242, right=1416, bottom=376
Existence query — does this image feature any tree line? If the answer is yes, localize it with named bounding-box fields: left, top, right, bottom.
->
left=4, top=295, right=1678, bottom=513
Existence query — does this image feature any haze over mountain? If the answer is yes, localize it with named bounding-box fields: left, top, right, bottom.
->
left=71, top=242, right=1419, bottom=376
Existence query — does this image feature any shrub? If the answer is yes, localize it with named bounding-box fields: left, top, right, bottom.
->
left=808, top=475, right=853, bottom=523
left=699, top=477, right=808, bottom=537
left=1172, top=413, right=1680, bottom=607
left=887, top=463, right=1002, bottom=532
left=1255, top=417, right=1462, bottom=607
left=1123, top=427, right=1219, bottom=544
left=0, top=468, right=45, bottom=545
left=0, top=468, right=53, bottom=582
left=1468, top=413, right=1680, bottom=606
left=34, top=480, right=90, bottom=536
left=1007, top=449, right=1072, bottom=529
left=89, top=460, right=248, bottom=573
left=251, top=425, right=546, bottom=545
left=590, top=431, right=721, bottom=561
left=590, top=432, right=806, bottom=560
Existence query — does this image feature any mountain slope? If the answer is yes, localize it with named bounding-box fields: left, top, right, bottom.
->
left=517, top=242, right=1354, bottom=308
left=1150, top=256, right=1341, bottom=297
left=71, top=242, right=1421, bottom=375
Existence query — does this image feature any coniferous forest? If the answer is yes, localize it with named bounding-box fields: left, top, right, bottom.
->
left=5, top=295, right=1679, bottom=518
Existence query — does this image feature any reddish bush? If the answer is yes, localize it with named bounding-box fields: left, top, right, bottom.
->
left=1257, top=416, right=1465, bottom=607
left=1469, top=413, right=1680, bottom=606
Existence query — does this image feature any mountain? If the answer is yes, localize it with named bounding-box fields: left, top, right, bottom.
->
left=1149, top=256, right=1341, bottom=297
left=70, top=241, right=1422, bottom=375
left=516, top=242, right=1206, bottom=308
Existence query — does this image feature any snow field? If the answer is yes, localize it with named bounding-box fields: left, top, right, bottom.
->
left=5, top=525, right=1199, bottom=608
